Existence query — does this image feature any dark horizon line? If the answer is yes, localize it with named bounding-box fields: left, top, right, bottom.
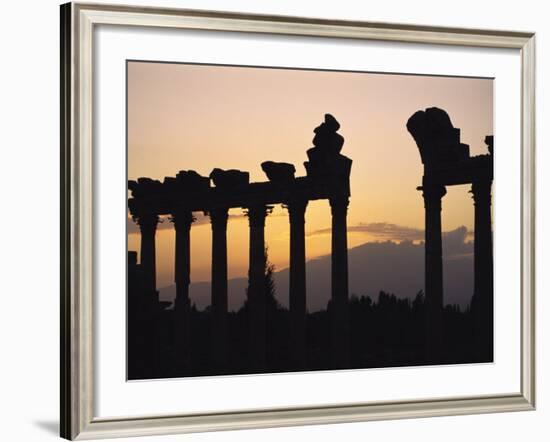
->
left=156, top=290, right=471, bottom=314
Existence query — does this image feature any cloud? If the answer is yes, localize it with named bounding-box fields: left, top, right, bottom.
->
left=307, top=222, right=425, bottom=242
left=442, top=225, right=473, bottom=258
left=307, top=221, right=473, bottom=248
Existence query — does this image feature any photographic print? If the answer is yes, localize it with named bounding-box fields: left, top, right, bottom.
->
left=126, top=61, right=494, bottom=380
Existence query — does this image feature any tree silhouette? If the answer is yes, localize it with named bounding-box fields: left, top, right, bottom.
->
left=242, top=247, right=281, bottom=312
left=265, top=257, right=282, bottom=311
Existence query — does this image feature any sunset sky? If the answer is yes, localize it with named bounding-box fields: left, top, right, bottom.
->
left=127, top=61, right=493, bottom=305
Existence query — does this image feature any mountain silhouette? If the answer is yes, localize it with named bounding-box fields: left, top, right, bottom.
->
left=158, top=226, right=473, bottom=312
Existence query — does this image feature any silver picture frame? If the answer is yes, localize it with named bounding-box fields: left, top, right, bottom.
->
left=60, top=2, right=536, bottom=439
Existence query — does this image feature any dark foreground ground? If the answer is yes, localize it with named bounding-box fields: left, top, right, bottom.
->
left=128, top=289, right=492, bottom=380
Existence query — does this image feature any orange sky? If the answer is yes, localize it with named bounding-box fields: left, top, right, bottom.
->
left=127, top=61, right=493, bottom=291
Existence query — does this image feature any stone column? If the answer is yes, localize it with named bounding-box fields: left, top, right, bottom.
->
left=329, top=197, right=350, bottom=368
left=287, top=199, right=308, bottom=370
left=421, top=183, right=446, bottom=361
left=471, top=178, right=494, bottom=360
left=137, top=213, right=159, bottom=297
left=172, top=209, right=193, bottom=372
left=247, top=205, right=269, bottom=371
left=173, top=210, right=194, bottom=310
left=136, top=212, right=160, bottom=376
left=210, top=207, right=229, bottom=372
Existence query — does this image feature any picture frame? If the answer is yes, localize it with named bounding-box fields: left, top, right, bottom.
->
left=60, top=2, right=536, bottom=440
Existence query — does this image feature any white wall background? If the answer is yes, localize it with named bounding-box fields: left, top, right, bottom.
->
left=0, top=0, right=546, bottom=441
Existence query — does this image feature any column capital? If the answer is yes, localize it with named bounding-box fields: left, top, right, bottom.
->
left=329, top=196, right=349, bottom=215
left=245, top=204, right=272, bottom=228
left=286, top=199, right=308, bottom=223
left=209, top=207, right=229, bottom=229
left=471, top=179, right=493, bottom=206
left=419, top=183, right=447, bottom=199
left=171, top=209, right=194, bottom=230
left=419, top=183, right=446, bottom=210
left=136, top=212, right=159, bottom=233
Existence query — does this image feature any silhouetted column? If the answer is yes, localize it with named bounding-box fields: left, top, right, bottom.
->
left=329, top=197, right=350, bottom=368
left=421, top=183, right=446, bottom=361
left=172, top=209, right=193, bottom=371
left=471, top=178, right=494, bottom=360
left=210, top=207, right=229, bottom=372
left=247, top=204, right=269, bottom=371
left=287, top=199, right=308, bottom=369
left=137, top=213, right=159, bottom=296
left=137, top=212, right=160, bottom=376
left=173, top=210, right=194, bottom=309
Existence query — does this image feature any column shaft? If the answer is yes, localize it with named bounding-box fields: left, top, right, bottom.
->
left=210, top=207, right=229, bottom=372
left=422, top=184, right=446, bottom=361
left=138, top=213, right=159, bottom=296
left=174, top=210, right=193, bottom=308
left=288, top=200, right=308, bottom=369
left=472, top=179, right=494, bottom=360
left=329, top=197, right=350, bottom=368
left=137, top=212, right=160, bottom=376
left=172, top=210, right=193, bottom=372
left=247, top=205, right=269, bottom=371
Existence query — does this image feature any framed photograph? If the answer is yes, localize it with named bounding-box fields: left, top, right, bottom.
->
left=60, top=2, right=535, bottom=440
